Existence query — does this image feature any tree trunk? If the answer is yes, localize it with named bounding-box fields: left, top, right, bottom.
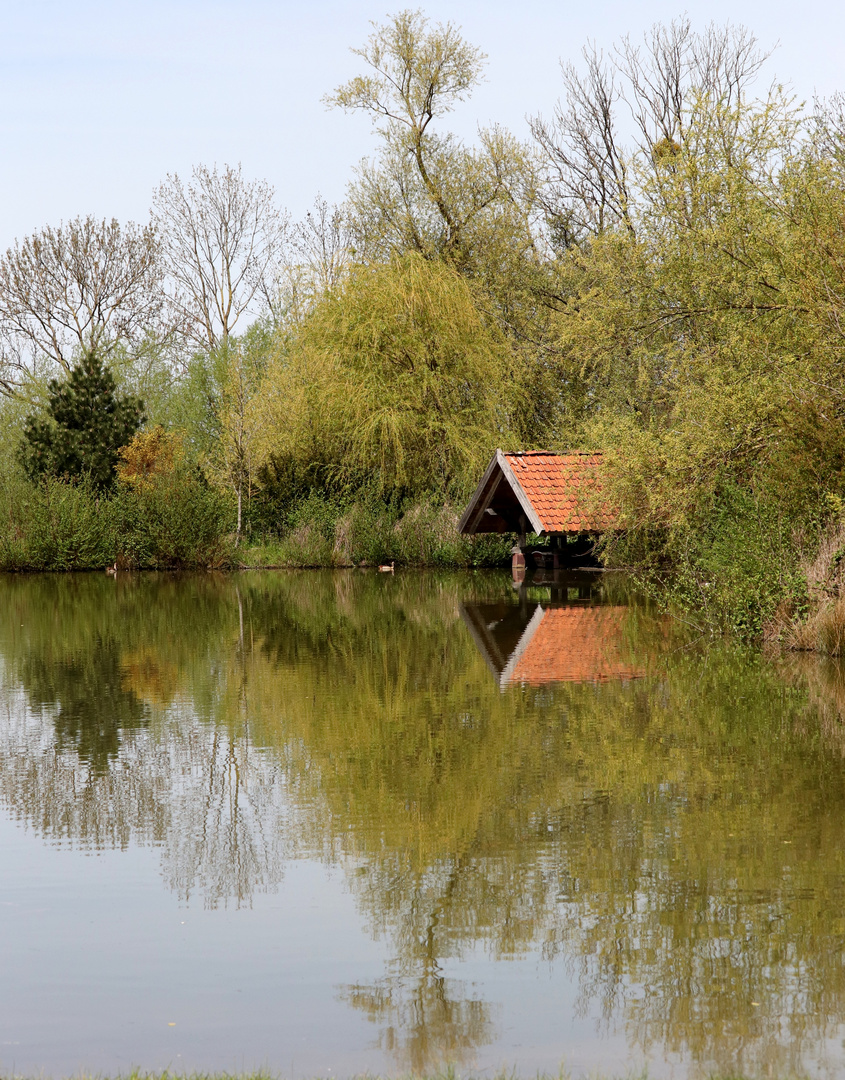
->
left=236, top=483, right=242, bottom=547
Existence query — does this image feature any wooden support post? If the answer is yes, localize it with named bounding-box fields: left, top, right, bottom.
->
left=513, top=512, right=528, bottom=576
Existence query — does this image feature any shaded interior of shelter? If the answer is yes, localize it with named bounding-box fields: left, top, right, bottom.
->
left=461, top=571, right=645, bottom=690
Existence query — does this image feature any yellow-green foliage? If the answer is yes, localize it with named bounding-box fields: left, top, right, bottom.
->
left=116, top=425, right=186, bottom=490
left=542, top=90, right=845, bottom=629
left=554, top=92, right=845, bottom=525
left=252, top=254, right=525, bottom=494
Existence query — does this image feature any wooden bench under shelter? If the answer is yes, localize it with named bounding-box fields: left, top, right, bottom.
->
left=458, top=449, right=613, bottom=571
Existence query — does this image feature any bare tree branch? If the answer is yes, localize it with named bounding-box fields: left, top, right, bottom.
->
left=0, top=217, right=163, bottom=395
left=531, top=20, right=771, bottom=246
left=152, top=163, right=288, bottom=351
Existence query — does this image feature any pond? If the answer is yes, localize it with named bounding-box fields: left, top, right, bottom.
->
left=1, top=569, right=844, bottom=1079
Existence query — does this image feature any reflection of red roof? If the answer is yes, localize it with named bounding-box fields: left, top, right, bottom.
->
left=503, top=452, right=612, bottom=533
left=508, top=606, right=644, bottom=686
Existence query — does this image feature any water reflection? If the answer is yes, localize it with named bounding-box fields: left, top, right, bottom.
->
left=462, top=570, right=645, bottom=688
left=1, top=570, right=845, bottom=1076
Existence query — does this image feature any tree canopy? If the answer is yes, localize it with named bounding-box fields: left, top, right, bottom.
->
left=20, top=351, right=145, bottom=491
left=252, top=253, right=525, bottom=494
left=0, top=216, right=163, bottom=394
left=328, top=10, right=539, bottom=306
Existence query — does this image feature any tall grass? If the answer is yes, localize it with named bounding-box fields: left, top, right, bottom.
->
left=239, top=491, right=512, bottom=569
left=768, top=519, right=845, bottom=656
left=0, top=474, right=509, bottom=573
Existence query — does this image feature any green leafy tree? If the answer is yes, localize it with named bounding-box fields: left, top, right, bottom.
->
left=537, top=72, right=845, bottom=630
left=326, top=12, right=566, bottom=451
left=253, top=253, right=525, bottom=496
left=20, top=351, right=145, bottom=491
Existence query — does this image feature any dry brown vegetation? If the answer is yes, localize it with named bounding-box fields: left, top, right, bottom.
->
left=766, top=521, right=845, bottom=656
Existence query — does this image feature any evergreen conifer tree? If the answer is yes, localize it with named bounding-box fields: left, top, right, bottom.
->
left=20, top=351, right=145, bottom=491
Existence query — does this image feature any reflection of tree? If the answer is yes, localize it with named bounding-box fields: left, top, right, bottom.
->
left=0, top=703, right=169, bottom=849
left=159, top=719, right=297, bottom=908
left=2, top=571, right=845, bottom=1074
left=341, top=970, right=495, bottom=1074
left=22, top=638, right=148, bottom=773
left=0, top=702, right=295, bottom=907
left=0, top=573, right=296, bottom=906
left=246, top=579, right=845, bottom=1076
left=339, top=855, right=500, bottom=1072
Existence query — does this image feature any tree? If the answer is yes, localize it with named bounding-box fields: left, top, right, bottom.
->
left=253, top=253, right=525, bottom=495
left=326, top=10, right=537, bottom=278
left=530, top=19, right=769, bottom=245
left=268, top=196, right=354, bottom=327
left=20, top=351, right=145, bottom=491
left=207, top=339, right=265, bottom=545
left=327, top=10, right=552, bottom=438
left=0, top=216, right=164, bottom=395
left=152, top=163, right=288, bottom=352
left=534, top=72, right=845, bottom=630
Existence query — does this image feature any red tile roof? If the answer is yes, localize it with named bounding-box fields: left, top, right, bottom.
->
left=503, top=451, right=612, bottom=533
left=508, top=606, right=645, bottom=686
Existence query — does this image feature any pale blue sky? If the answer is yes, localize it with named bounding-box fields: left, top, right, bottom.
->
left=2, top=0, right=843, bottom=250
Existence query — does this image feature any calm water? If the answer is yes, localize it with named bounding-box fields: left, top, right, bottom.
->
left=1, top=569, right=845, bottom=1078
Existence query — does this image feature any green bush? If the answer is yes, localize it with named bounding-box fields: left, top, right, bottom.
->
left=112, top=469, right=233, bottom=569
left=605, top=483, right=810, bottom=637
left=0, top=470, right=233, bottom=572
left=0, top=474, right=115, bottom=570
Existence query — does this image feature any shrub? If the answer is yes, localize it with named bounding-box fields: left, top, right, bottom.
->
left=0, top=465, right=232, bottom=573
left=605, top=483, right=809, bottom=638
left=116, top=426, right=186, bottom=489
left=0, top=474, right=115, bottom=571
left=113, top=468, right=232, bottom=569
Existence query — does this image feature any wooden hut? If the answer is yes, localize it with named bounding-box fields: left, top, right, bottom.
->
left=458, top=450, right=613, bottom=569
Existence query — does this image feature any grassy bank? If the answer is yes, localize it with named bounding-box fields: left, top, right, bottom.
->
left=0, top=474, right=512, bottom=573
left=238, top=492, right=511, bottom=569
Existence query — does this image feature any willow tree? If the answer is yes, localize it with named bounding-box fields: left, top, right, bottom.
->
left=252, top=253, right=524, bottom=495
